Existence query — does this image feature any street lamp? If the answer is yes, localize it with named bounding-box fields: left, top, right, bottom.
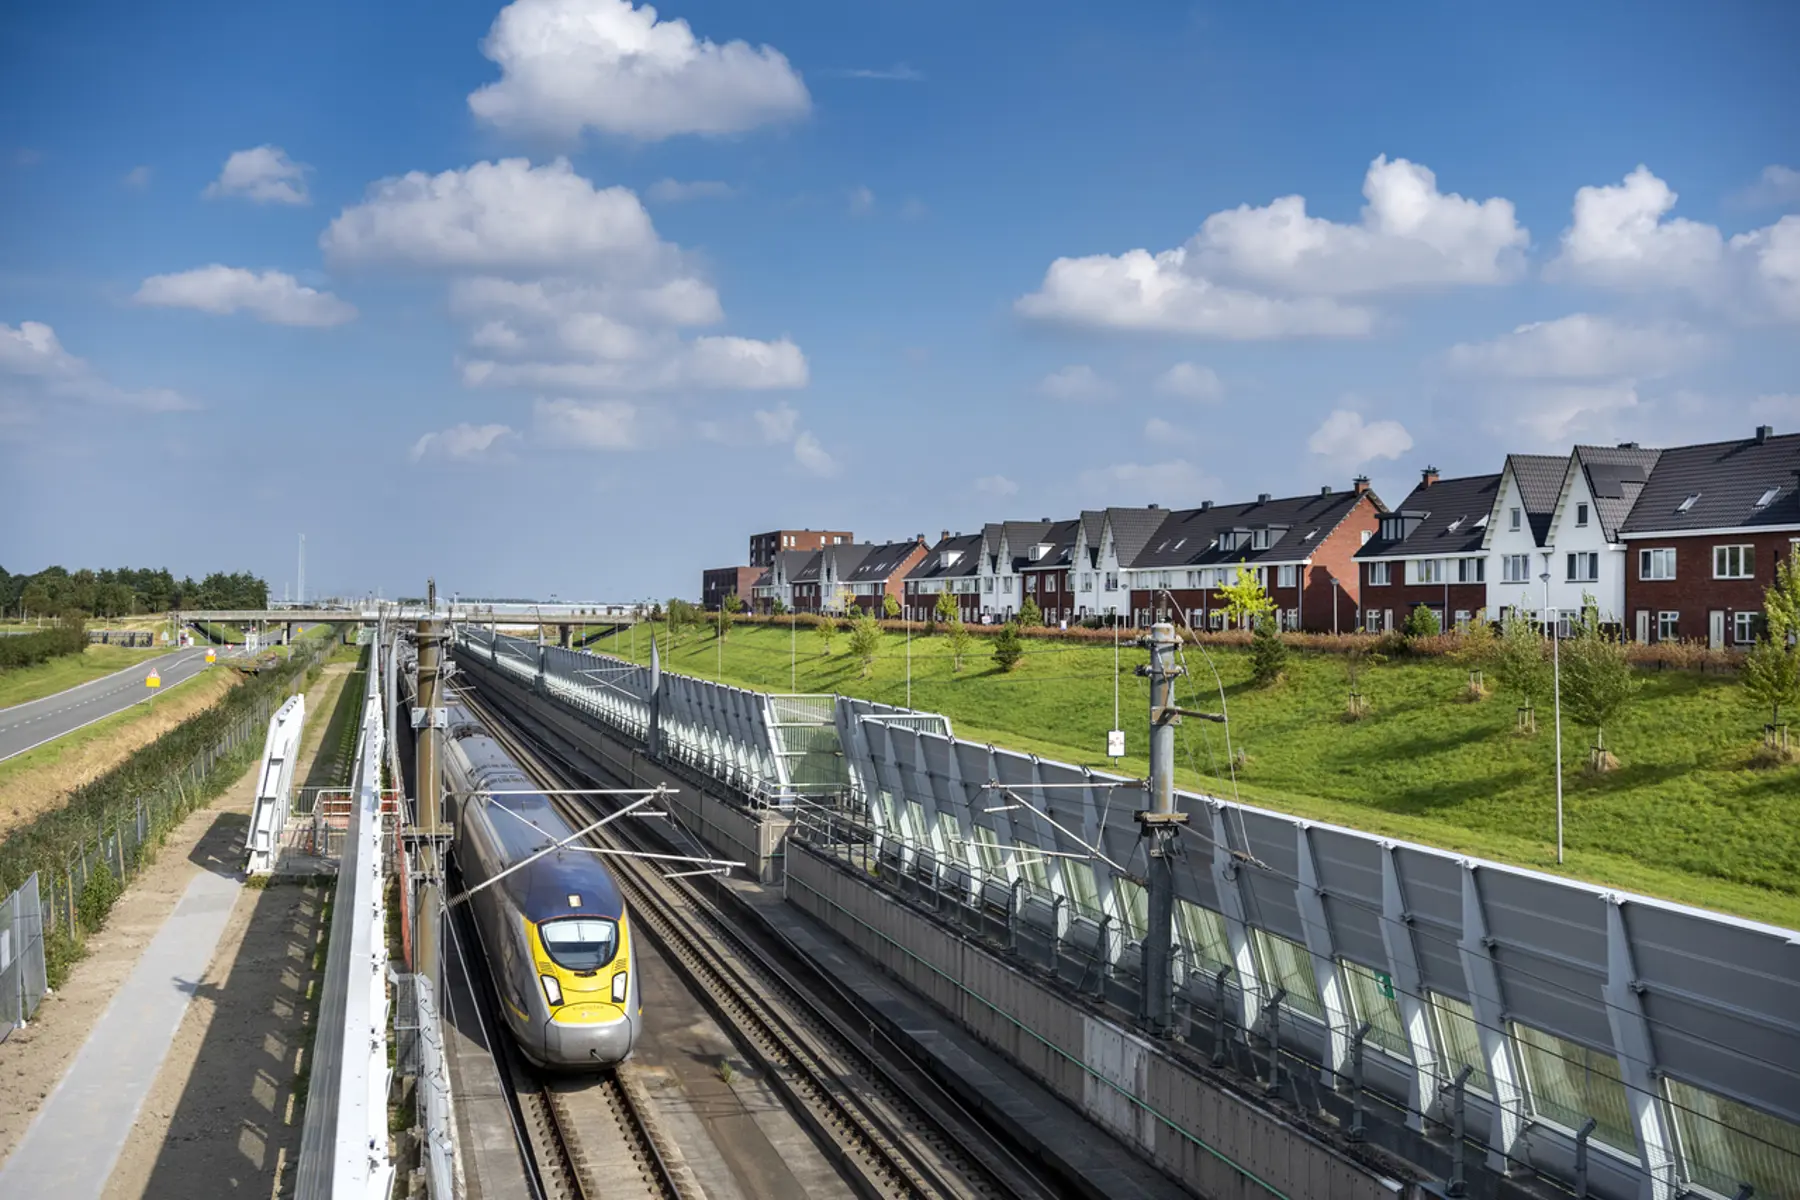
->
left=1330, top=576, right=1341, bottom=636
left=1540, top=567, right=1565, bottom=865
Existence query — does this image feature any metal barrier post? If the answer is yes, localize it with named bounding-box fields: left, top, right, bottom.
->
left=1574, top=1116, right=1597, bottom=1199
left=1263, top=987, right=1287, bottom=1098
left=1348, top=1021, right=1372, bottom=1141
left=1212, top=967, right=1233, bottom=1067
left=1446, top=1064, right=1474, bottom=1198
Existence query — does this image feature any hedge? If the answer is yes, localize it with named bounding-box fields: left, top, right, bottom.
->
left=0, top=620, right=88, bottom=670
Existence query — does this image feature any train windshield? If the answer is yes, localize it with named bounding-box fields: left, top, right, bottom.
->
left=539, top=918, right=618, bottom=971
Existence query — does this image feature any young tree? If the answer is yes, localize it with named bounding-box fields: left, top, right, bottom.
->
left=834, top=586, right=857, bottom=616
left=1454, top=608, right=1498, bottom=699
left=992, top=621, right=1024, bottom=672
left=1217, top=565, right=1276, bottom=629
left=1742, top=548, right=1800, bottom=750
left=1492, top=606, right=1549, bottom=731
left=946, top=613, right=973, bottom=672
left=1343, top=640, right=1384, bottom=717
left=848, top=610, right=882, bottom=678
left=771, top=597, right=787, bottom=616
left=933, top=588, right=958, bottom=626
left=1403, top=603, right=1441, bottom=640
left=883, top=592, right=901, bottom=620
left=1250, top=613, right=1288, bottom=686
left=1559, top=598, right=1639, bottom=769
left=1019, top=595, right=1044, bottom=627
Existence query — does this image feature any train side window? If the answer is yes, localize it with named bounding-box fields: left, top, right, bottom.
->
left=540, top=917, right=619, bottom=971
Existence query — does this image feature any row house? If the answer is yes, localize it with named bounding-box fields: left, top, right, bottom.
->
left=750, top=548, right=820, bottom=614
left=975, top=520, right=1052, bottom=621
left=902, top=531, right=984, bottom=621
left=1619, top=426, right=1800, bottom=647
left=1125, top=482, right=1383, bottom=632
left=1355, top=469, right=1500, bottom=632
left=841, top=537, right=930, bottom=614
left=1069, top=507, right=1171, bottom=619
left=789, top=543, right=874, bottom=614
left=1482, top=445, right=1660, bottom=632
left=1018, top=519, right=1081, bottom=624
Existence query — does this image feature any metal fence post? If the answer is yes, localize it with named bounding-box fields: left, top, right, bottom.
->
left=1264, top=987, right=1288, bottom=1098
left=1574, top=1115, right=1597, bottom=1199
left=1212, top=967, right=1233, bottom=1067
left=1348, top=1021, right=1372, bottom=1141
left=1446, top=1064, right=1475, bottom=1198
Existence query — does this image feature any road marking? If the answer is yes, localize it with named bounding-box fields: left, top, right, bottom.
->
left=0, top=660, right=212, bottom=764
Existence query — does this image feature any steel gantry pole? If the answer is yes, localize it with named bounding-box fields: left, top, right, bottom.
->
left=1137, top=621, right=1189, bottom=1035
left=414, top=587, right=448, bottom=989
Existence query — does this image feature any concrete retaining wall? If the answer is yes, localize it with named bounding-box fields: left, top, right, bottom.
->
left=787, top=842, right=1407, bottom=1200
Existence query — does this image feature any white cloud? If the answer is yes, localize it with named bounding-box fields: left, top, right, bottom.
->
left=1549, top=165, right=1800, bottom=322
left=848, top=185, right=875, bottom=215
left=1017, top=250, right=1375, bottom=338
left=534, top=397, right=640, bottom=448
left=1307, top=409, right=1413, bottom=466
left=753, top=403, right=798, bottom=442
left=323, top=158, right=660, bottom=272
left=1735, top=165, right=1800, bottom=210
left=1038, top=364, right=1114, bottom=402
left=0, top=320, right=194, bottom=415
left=974, top=474, right=1018, bottom=497
left=1018, top=155, right=1525, bottom=339
left=646, top=178, right=735, bottom=202
left=1143, top=416, right=1196, bottom=445
left=123, top=165, right=153, bottom=191
left=1076, top=459, right=1216, bottom=505
left=825, top=64, right=924, bottom=82
left=468, top=0, right=810, bottom=141
left=410, top=422, right=516, bottom=462
left=204, top=145, right=309, bottom=205
left=684, top=336, right=808, bottom=389
left=1152, top=361, right=1223, bottom=402
left=134, top=265, right=357, bottom=327
left=1443, top=313, right=1707, bottom=380
left=791, top=429, right=838, bottom=476
left=1507, top=384, right=1642, bottom=444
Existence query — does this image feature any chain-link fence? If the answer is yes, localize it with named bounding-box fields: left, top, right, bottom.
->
left=0, top=874, right=48, bottom=1038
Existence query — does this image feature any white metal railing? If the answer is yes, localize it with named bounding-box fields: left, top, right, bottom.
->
left=294, top=643, right=393, bottom=1200
left=246, top=694, right=306, bottom=874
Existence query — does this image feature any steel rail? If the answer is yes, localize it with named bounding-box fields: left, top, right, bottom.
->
left=461, top=687, right=1057, bottom=1200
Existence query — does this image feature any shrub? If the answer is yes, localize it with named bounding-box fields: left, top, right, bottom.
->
left=1403, top=604, right=1442, bottom=640
left=882, top=592, right=901, bottom=619
left=1250, top=615, right=1288, bottom=686
left=0, top=614, right=87, bottom=670
left=77, top=864, right=122, bottom=931
left=1019, top=596, right=1043, bottom=627
left=933, top=589, right=957, bottom=627
left=992, top=622, right=1024, bottom=672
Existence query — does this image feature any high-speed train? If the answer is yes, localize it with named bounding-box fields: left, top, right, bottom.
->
left=444, top=704, right=641, bottom=1068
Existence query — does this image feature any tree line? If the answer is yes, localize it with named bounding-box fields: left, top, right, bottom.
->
left=0, top=565, right=271, bottom=619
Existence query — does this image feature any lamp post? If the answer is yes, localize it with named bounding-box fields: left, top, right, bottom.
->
left=1540, top=567, right=1565, bottom=865
left=1330, top=576, right=1341, bottom=636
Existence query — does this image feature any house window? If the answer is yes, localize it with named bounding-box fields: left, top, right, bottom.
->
left=1458, top=557, right=1485, bottom=584
left=1104, top=572, right=1118, bottom=592
left=1576, top=502, right=1589, bottom=527
left=1025, top=575, right=1037, bottom=592
left=1360, top=529, right=1372, bottom=545
left=1658, top=611, right=1680, bottom=641
left=1081, top=574, right=1092, bottom=592
left=1252, top=529, right=1271, bottom=550
left=1210, top=610, right=1226, bottom=630
left=1511, top=1023, right=1635, bottom=1153
left=1277, top=564, right=1298, bottom=588
left=1502, top=554, right=1531, bottom=583
left=1160, top=572, right=1173, bottom=588
left=1735, top=611, right=1762, bottom=644
left=1454, top=610, right=1472, bottom=629
left=1418, top=559, right=1447, bottom=584
left=1368, top=562, right=1391, bottom=586
left=1510, top=507, right=1522, bottom=531
left=1566, top=552, right=1599, bottom=582
left=982, top=577, right=993, bottom=593
left=1714, top=544, right=1754, bottom=579
left=1365, top=609, right=1383, bottom=633
left=1639, top=548, right=1676, bottom=580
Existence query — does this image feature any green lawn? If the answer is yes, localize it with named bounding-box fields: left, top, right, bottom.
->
left=607, top=621, right=1800, bottom=928
left=0, top=643, right=169, bottom=709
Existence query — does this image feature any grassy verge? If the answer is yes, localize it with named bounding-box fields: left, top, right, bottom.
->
left=610, top=621, right=1800, bottom=928
left=0, top=643, right=171, bottom=708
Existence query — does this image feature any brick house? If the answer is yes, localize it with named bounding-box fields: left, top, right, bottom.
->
left=701, top=565, right=763, bottom=611
left=975, top=520, right=1052, bottom=621
left=749, top=549, right=817, bottom=614
left=1356, top=469, right=1500, bottom=632
left=841, top=537, right=930, bottom=614
left=749, top=529, right=852, bottom=568
left=903, top=531, right=984, bottom=621
left=1019, top=519, right=1081, bottom=624
left=1069, top=507, right=1170, bottom=621
left=1125, top=482, right=1384, bottom=632
left=1619, top=426, right=1800, bottom=647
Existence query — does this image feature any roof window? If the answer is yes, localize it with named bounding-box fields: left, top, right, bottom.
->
left=1446, top=517, right=1463, bottom=532
left=1755, top=487, right=1780, bottom=509
left=1677, top=493, right=1700, bottom=513
left=1474, top=514, right=1488, bottom=528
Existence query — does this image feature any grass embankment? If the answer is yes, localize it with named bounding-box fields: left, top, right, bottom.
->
left=612, top=621, right=1800, bottom=928
left=0, top=643, right=170, bottom=709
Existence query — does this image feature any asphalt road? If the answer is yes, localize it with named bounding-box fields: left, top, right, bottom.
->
left=0, top=647, right=217, bottom=763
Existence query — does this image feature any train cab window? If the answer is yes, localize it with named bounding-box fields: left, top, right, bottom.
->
left=540, top=918, right=619, bottom=972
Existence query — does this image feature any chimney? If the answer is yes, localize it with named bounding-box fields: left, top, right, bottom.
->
left=1421, top=466, right=1440, bottom=488
left=1617, top=441, right=1639, bottom=450
left=941, top=529, right=950, bottom=543
left=1199, top=500, right=1213, bottom=511
left=1257, top=492, right=1272, bottom=504
left=1756, top=424, right=1774, bottom=443
left=1354, top=475, right=1371, bottom=494
left=1148, top=503, right=1160, bottom=509
left=1320, top=485, right=1332, bottom=496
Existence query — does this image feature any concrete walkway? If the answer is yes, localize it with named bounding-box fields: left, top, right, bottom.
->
left=0, top=867, right=242, bottom=1198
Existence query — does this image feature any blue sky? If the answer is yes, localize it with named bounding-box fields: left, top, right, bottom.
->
left=3, top=0, right=1796, bottom=601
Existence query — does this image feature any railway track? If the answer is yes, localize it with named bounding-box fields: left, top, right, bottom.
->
left=458, top=685, right=1061, bottom=1200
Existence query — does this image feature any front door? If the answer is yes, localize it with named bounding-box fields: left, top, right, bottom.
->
left=1709, top=610, right=1726, bottom=650
left=1635, top=610, right=1650, bottom=643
